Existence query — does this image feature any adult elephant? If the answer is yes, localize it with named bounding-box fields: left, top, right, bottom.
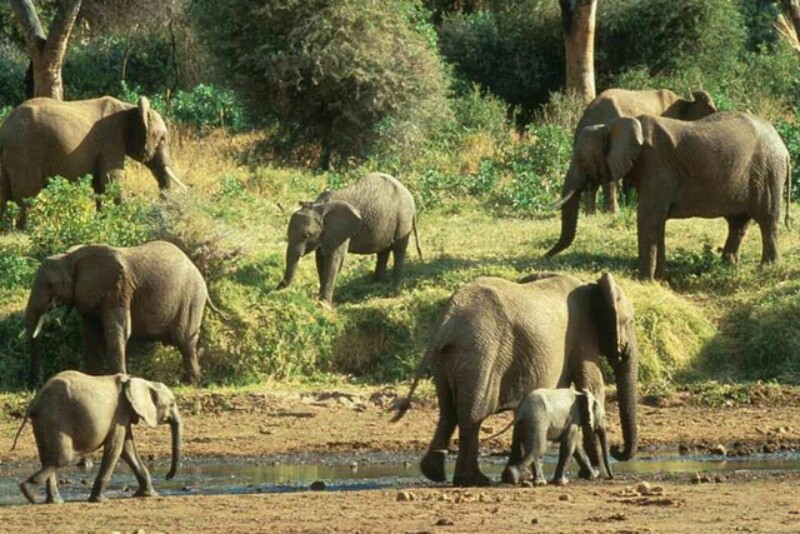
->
left=277, top=172, right=422, bottom=303
left=573, top=89, right=716, bottom=215
left=24, top=241, right=216, bottom=387
left=0, top=96, right=187, bottom=228
left=546, top=112, right=791, bottom=280
left=393, top=272, right=638, bottom=487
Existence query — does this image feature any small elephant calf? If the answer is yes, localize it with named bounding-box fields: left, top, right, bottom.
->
left=12, top=371, right=182, bottom=504
left=494, top=388, right=613, bottom=486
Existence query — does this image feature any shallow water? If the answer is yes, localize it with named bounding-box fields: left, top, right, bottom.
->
left=1, top=450, right=798, bottom=506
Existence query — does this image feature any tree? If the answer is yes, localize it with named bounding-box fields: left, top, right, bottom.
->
left=558, top=0, right=597, bottom=102
left=11, top=0, right=81, bottom=99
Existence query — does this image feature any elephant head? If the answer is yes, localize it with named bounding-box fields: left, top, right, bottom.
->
left=277, top=200, right=362, bottom=289
left=596, top=273, right=638, bottom=461
left=546, top=118, right=644, bottom=257
left=124, top=377, right=182, bottom=479
left=665, top=90, right=717, bottom=121
left=126, top=97, right=187, bottom=192
left=578, top=389, right=613, bottom=478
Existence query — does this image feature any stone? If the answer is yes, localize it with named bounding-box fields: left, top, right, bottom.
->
left=559, top=493, right=574, bottom=502
left=530, top=518, right=539, bottom=525
left=714, top=475, right=726, bottom=483
left=690, top=472, right=701, bottom=484
left=636, top=482, right=652, bottom=495
left=309, top=480, right=326, bottom=491
left=397, top=490, right=414, bottom=502
left=678, top=444, right=690, bottom=455
left=711, top=444, right=727, bottom=456
left=435, top=518, right=454, bottom=526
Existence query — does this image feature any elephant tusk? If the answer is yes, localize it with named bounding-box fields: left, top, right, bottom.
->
left=32, top=315, right=46, bottom=339
left=546, top=189, right=576, bottom=210
left=18, top=328, right=26, bottom=340
left=165, top=166, right=189, bottom=191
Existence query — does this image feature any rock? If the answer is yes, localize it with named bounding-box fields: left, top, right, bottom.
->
left=636, top=482, right=652, bottom=495
left=521, top=480, right=534, bottom=488
left=349, top=461, right=359, bottom=471
left=714, top=475, right=726, bottom=483
left=76, top=458, right=94, bottom=471
left=700, top=474, right=713, bottom=484
left=81, top=478, right=91, bottom=486
left=690, top=472, right=701, bottom=484
left=559, top=493, right=574, bottom=502
left=258, top=427, right=272, bottom=435
left=435, top=518, right=454, bottom=526
left=530, top=518, right=539, bottom=525
left=133, top=530, right=146, bottom=534
left=309, top=480, right=326, bottom=491
left=397, top=490, right=414, bottom=502
left=271, top=460, right=281, bottom=467
left=711, top=444, right=727, bottom=456
left=678, top=444, right=690, bottom=455
left=403, top=459, right=413, bottom=469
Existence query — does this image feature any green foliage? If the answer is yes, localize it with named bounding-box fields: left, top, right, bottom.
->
left=169, top=84, right=249, bottom=131
left=191, top=0, right=452, bottom=166
left=777, top=117, right=800, bottom=199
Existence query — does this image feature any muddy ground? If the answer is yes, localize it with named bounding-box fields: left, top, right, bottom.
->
left=1, top=384, right=799, bottom=532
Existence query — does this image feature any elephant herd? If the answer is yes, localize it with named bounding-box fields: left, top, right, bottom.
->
left=2, top=86, right=793, bottom=501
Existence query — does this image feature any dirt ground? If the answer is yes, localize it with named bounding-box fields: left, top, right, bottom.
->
left=1, top=384, right=799, bottom=532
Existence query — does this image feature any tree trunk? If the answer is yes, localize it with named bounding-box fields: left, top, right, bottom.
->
left=559, top=0, right=597, bottom=103
left=781, top=0, right=800, bottom=40
left=11, top=0, right=83, bottom=100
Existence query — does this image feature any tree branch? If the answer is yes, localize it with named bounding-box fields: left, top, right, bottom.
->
left=43, top=0, right=83, bottom=66
left=9, top=0, right=47, bottom=56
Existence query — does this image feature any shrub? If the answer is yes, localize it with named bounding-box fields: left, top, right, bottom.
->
left=191, top=0, right=452, bottom=167
left=776, top=116, right=800, bottom=200
left=169, top=84, right=249, bottom=131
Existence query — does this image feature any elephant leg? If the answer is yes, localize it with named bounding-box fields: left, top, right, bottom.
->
left=551, top=426, right=578, bottom=486
left=373, top=249, right=390, bottom=283
left=584, top=183, right=599, bottom=215
left=177, top=333, right=202, bottom=385
left=602, top=181, right=619, bottom=214
left=574, top=442, right=599, bottom=480
left=453, top=423, right=490, bottom=487
left=101, top=307, right=131, bottom=375
left=654, top=220, right=667, bottom=280
left=122, top=429, right=156, bottom=498
left=420, top=380, right=457, bottom=483
left=722, top=216, right=750, bottom=265
left=20, top=466, right=56, bottom=504
left=636, top=209, right=664, bottom=281
left=15, top=204, right=28, bottom=230
left=757, top=218, right=780, bottom=264
left=89, top=426, right=126, bottom=503
left=0, top=168, right=9, bottom=226
left=319, top=244, right=348, bottom=303
left=81, top=317, right=106, bottom=375
left=573, top=360, right=606, bottom=477
left=391, top=235, right=410, bottom=289
left=45, top=473, right=63, bottom=504
left=315, top=249, right=325, bottom=289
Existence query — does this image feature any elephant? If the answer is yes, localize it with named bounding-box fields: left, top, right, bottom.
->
left=392, top=272, right=638, bottom=487
left=24, top=240, right=218, bottom=387
left=0, top=96, right=187, bottom=228
left=11, top=370, right=181, bottom=504
left=276, top=172, right=422, bottom=303
left=546, top=111, right=792, bottom=280
left=484, top=388, right=613, bottom=486
left=572, top=88, right=716, bottom=215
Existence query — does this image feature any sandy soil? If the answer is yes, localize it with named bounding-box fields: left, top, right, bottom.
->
left=1, top=384, right=799, bottom=532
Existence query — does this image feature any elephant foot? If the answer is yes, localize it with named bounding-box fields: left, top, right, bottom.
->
left=533, top=477, right=547, bottom=487
left=452, top=471, right=491, bottom=487
left=134, top=488, right=158, bottom=498
left=550, top=477, right=569, bottom=486
left=420, top=450, right=448, bottom=483
left=19, top=482, right=36, bottom=504
left=88, top=493, right=109, bottom=503
left=501, top=466, right=522, bottom=485
left=45, top=494, right=64, bottom=505
left=578, top=466, right=599, bottom=480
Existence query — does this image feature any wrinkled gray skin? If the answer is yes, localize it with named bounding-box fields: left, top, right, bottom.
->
left=277, top=172, right=422, bottom=303
left=494, top=388, right=613, bottom=487
left=575, top=89, right=716, bottom=214
left=548, top=112, right=792, bottom=280
left=0, top=96, right=186, bottom=229
left=13, top=371, right=181, bottom=504
left=393, top=272, right=638, bottom=487
left=25, top=241, right=211, bottom=387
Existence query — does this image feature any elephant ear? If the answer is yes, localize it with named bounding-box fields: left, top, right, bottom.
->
left=578, top=390, right=595, bottom=430
left=606, top=118, right=643, bottom=182
left=138, top=96, right=151, bottom=131
left=124, top=377, right=158, bottom=427
left=71, top=246, right=132, bottom=311
left=598, top=272, right=633, bottom=358
left=691, top=90, right=715, bottom=107
left=319, top=201, right=362, bottom=255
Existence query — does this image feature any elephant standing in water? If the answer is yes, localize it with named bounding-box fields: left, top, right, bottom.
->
left=12, top=371, right=181, bottom=504
left=393, top=273, right=638, bottom=487
left=547, top=112, right=791, bottom=280
left=277, top=172, right=422, bottom=303
left=575, top=88, right=716, bottom=214
left=24, top=241, right=217, bottom=386
left=0, top=96, right=187, bottom=228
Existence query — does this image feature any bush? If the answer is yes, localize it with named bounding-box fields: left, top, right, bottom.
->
left=191, top=0, right=453, bottom=167
left=776, top=116, right=800, bottom=200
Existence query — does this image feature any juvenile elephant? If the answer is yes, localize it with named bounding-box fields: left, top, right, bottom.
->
left=276, top=172, right=422, bottom=303
left=393, top=272, right=638, bottom=487
left=12, top=371, right=181, bottom=504
left=575, top=88, right=716, bottom=214
left=485, top=388, right=613, bottom=487
left=547, top=112, right=792, bottom=280
left=24, top=241, right=217, bottom=386
left=0, top=96, right=187, bottom=228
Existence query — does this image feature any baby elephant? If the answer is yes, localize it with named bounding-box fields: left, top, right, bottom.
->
left=277, top=172, right=422, bottom=303
left=12, top=371, right=181, bottom=504
left=497, top=388, right=613, bottom=486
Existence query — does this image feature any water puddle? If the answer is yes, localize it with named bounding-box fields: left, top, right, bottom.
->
left=1, top=451, right=798, bottom=506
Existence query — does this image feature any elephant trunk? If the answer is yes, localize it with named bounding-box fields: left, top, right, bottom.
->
left=166, top=411, right=182, bottom=480
left=545, top=189, right=581, bottom=257
left=24, top=290, right=49, bottom=388
left=610, top=340, right=638, bottom=461
left=277, top=246, right=302, bottom=290
left=598, top=427, right=613, bottom=478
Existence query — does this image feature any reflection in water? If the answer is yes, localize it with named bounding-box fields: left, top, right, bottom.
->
left=0, top=451, right=797, bottom=506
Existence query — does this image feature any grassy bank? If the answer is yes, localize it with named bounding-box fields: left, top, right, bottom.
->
left=1, top=128, right=799, bottom=394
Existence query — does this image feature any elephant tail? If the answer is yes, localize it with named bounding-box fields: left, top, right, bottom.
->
left=205, top=296, right=230, bottom=322
left=479, top=418, right=515, bottom=444
left=412, top=213, right=423, bottom=261
left=785, top=156, right=793, bottom=229
left=10, top=409, right=29, bottom=451
left=390, top=343, right=435, bottom=423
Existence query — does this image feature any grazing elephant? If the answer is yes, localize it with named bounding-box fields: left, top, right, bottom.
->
left=24, top=241, right=217, bottom=386
left=12, top=371, right=181, bottom=504
left=0, top=96, right=187, bottom=228
left=485, top=388, right=613, bottom=486
left=393, top=272, right=638, bottom=487
left=576, top=89, right=716, bottom=214
left=276, top=172, right=422, bottom=303
left=547, top=112, right=792, bottom=280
